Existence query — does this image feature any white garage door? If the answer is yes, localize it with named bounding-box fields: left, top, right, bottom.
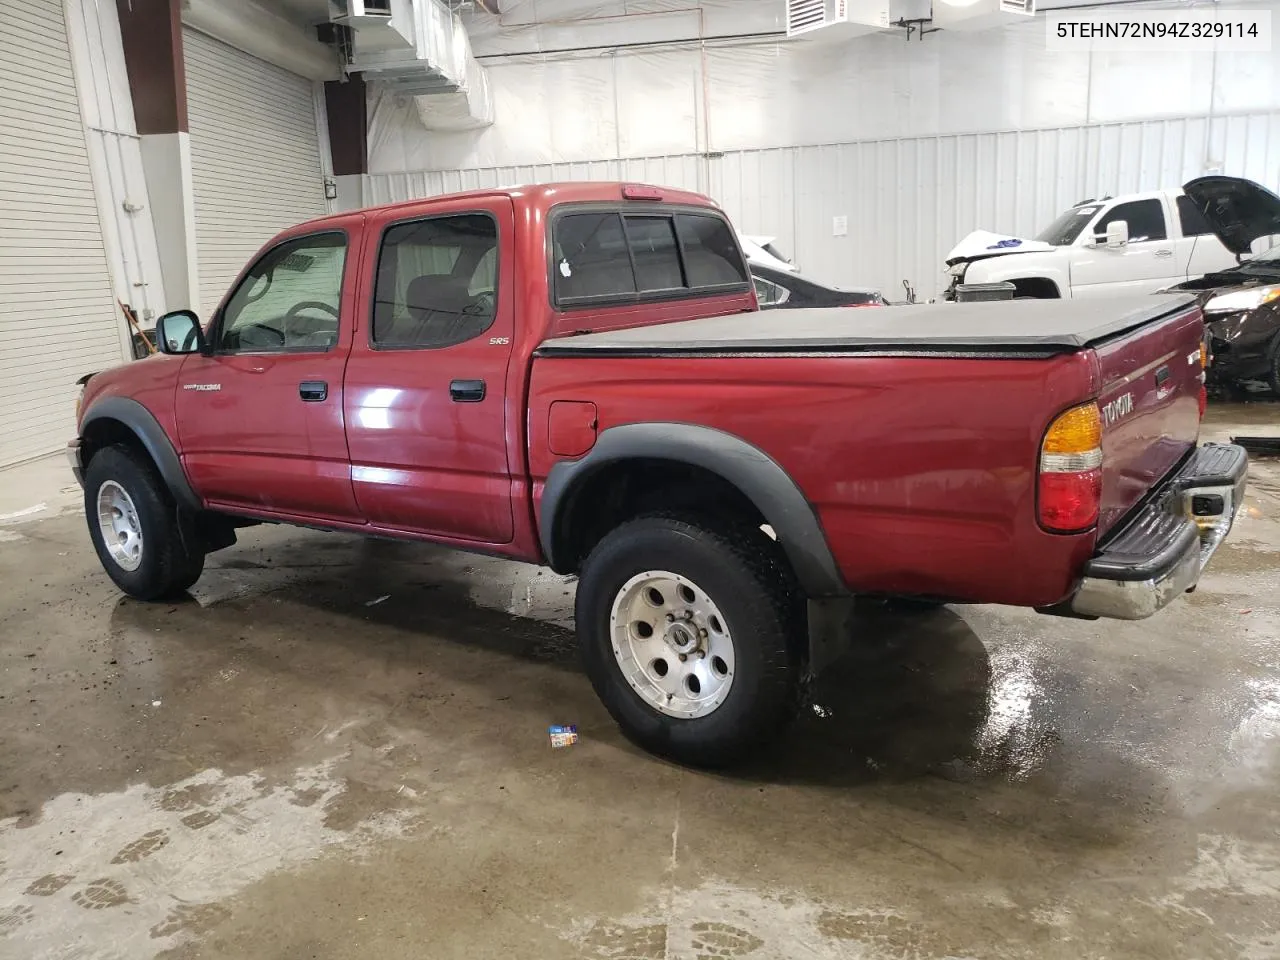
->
left=0, top=0, right=122, bottom=468
left=184, top=29, right=328, bottom=319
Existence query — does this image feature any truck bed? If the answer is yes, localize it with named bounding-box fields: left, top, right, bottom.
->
left=530, top=288, right=1208, bottom=604
left=537, top=294, right=1199, bottom=357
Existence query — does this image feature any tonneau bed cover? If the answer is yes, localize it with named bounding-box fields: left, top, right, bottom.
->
left=538, top=294, right=1198, bottom=357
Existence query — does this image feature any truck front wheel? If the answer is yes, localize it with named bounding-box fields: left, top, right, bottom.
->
left=576, top=515, right=802, bottom=767
left=84, top=444, right=205, bottom=601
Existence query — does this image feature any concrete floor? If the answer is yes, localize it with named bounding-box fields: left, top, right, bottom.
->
left=2, top=401, right=1279, bottom=960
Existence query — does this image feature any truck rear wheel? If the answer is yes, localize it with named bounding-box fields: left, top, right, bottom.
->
left=84, top=444, right=205, bottom=601
left=576, top=514, right=801, bottom=767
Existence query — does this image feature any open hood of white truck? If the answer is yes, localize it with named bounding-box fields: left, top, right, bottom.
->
left=944, top=230, right=1056, bottom=266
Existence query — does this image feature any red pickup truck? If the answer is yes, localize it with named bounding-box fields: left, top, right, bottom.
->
left=70, top=182, right=1247, bottom=766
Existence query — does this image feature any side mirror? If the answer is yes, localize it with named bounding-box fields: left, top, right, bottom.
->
left=155, top=310, right=205, bottom=355
left=1105, top=220, right=1129, bottom=249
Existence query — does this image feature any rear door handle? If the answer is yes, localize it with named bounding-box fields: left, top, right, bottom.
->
left=299, top=380, right=328, bottom=402
left=1155, top=249, right=1174, bottom=259
left=450, top=379, right=486, bottom=403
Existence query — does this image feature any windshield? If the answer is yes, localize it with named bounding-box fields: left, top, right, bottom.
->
left=1034, top=204, right=1102, bottom=246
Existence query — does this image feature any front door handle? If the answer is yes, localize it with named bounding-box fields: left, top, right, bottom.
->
left=450, top=379, right=486, bottom=403
left=299, top=380, right=328, bottom=402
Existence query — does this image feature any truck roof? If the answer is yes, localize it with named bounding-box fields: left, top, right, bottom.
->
left=295, top=182, right=722, bottom=230
left=1072, top=188, right=1183, bottom=206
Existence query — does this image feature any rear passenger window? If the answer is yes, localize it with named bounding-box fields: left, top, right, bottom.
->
left=553, top=208, right=748, bottom=308
left=676, top=214, right=749, bottom=287
left=372, top=213, right=499, bottom=349
left=753, top=276, right=790, bottom=306
left=554, top=213, right=636, bottom=302
left=1176, top=195, right=1213, bottom=237
left=624, top=216, right=683, bottom=291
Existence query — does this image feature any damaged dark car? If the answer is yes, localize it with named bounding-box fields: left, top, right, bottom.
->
left=1170, top=175, right=1280, bottom=394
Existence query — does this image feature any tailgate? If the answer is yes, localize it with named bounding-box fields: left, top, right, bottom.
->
left=1094, top=303, right=1205, bottom=535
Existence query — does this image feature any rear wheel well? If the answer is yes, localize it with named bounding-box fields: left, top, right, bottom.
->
left=552, top=459, right=770, bottom=575
left=1010, top=277, right=1061, bottom=299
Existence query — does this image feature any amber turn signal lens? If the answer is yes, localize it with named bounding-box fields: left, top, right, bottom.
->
left=1042, top=403, right=1102, bottom=456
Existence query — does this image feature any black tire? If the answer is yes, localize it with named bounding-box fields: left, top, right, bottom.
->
left=83, top=444, right=205, bottom=601
left=576, top=514, right=802, bottom=767
left=1267, top=338, right=1280, bottom=397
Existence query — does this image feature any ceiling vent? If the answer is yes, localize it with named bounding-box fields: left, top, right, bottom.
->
left=787, top=0, right=839, bottom=36
left=931, top=0, right=1035, bottom=31
left=786, top=0, right=892, bottom=39
left=333, top=0, right=397, bottom=29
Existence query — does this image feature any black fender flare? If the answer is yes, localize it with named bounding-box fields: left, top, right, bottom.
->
left=80, top=397, right=201, bottom=512
left=539, top=422, right=847, bottom=597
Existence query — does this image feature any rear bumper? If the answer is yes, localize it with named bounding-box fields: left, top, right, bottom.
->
left=1067, top=443, right=1248, bottom=620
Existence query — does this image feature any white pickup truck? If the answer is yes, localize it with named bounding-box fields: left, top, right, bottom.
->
left=944, top=188, right=1236, bottom=300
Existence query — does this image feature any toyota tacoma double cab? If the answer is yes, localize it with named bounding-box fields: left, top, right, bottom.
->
left=70, top=182, right=1247, bottom=766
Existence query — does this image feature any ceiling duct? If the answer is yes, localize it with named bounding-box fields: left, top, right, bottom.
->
left=785, top=0, right=895, bottom=40
left=335, top=0, right=493, bottom=129
left=931, top=0, right=1035, bottom=31
left=183, top=0, right=342, bottom=80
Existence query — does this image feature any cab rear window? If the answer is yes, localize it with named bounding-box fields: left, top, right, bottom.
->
left=552, top=208, right=748, bottom=308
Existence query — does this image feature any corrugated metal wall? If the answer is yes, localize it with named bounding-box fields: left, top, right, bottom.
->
left=361, top=110, right=1280, bottom=300
left=186, top=29, right=327, bottom=319
left=65, top=0, right=166, bottom=323
left=0, top=0, right=121, bottom=467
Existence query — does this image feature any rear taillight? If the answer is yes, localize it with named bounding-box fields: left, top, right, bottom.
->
left=1198, top=337, right=1208, bottom=418
left=1038, top=402, right=1102, bottom=533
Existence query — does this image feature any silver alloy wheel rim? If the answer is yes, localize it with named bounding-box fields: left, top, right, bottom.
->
left=96, top=480, right=143, bottom=572
left=609, top=570, right=735, bottom=719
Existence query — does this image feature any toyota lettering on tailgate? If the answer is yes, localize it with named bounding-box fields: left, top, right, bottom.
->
left=1102, top=392, right=1134, bottom=426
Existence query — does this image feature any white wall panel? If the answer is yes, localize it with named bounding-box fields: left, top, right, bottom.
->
left=376, top=1, right=1280, bottom=173
left=361, top=154, right=707, bottom=208
left=361, top=110, right=1280, bottom=302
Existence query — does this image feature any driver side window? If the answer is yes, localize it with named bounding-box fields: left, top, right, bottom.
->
left=1094, top=200, right=1167, bottom=244
left=218, top=232, right=347, bottom=353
